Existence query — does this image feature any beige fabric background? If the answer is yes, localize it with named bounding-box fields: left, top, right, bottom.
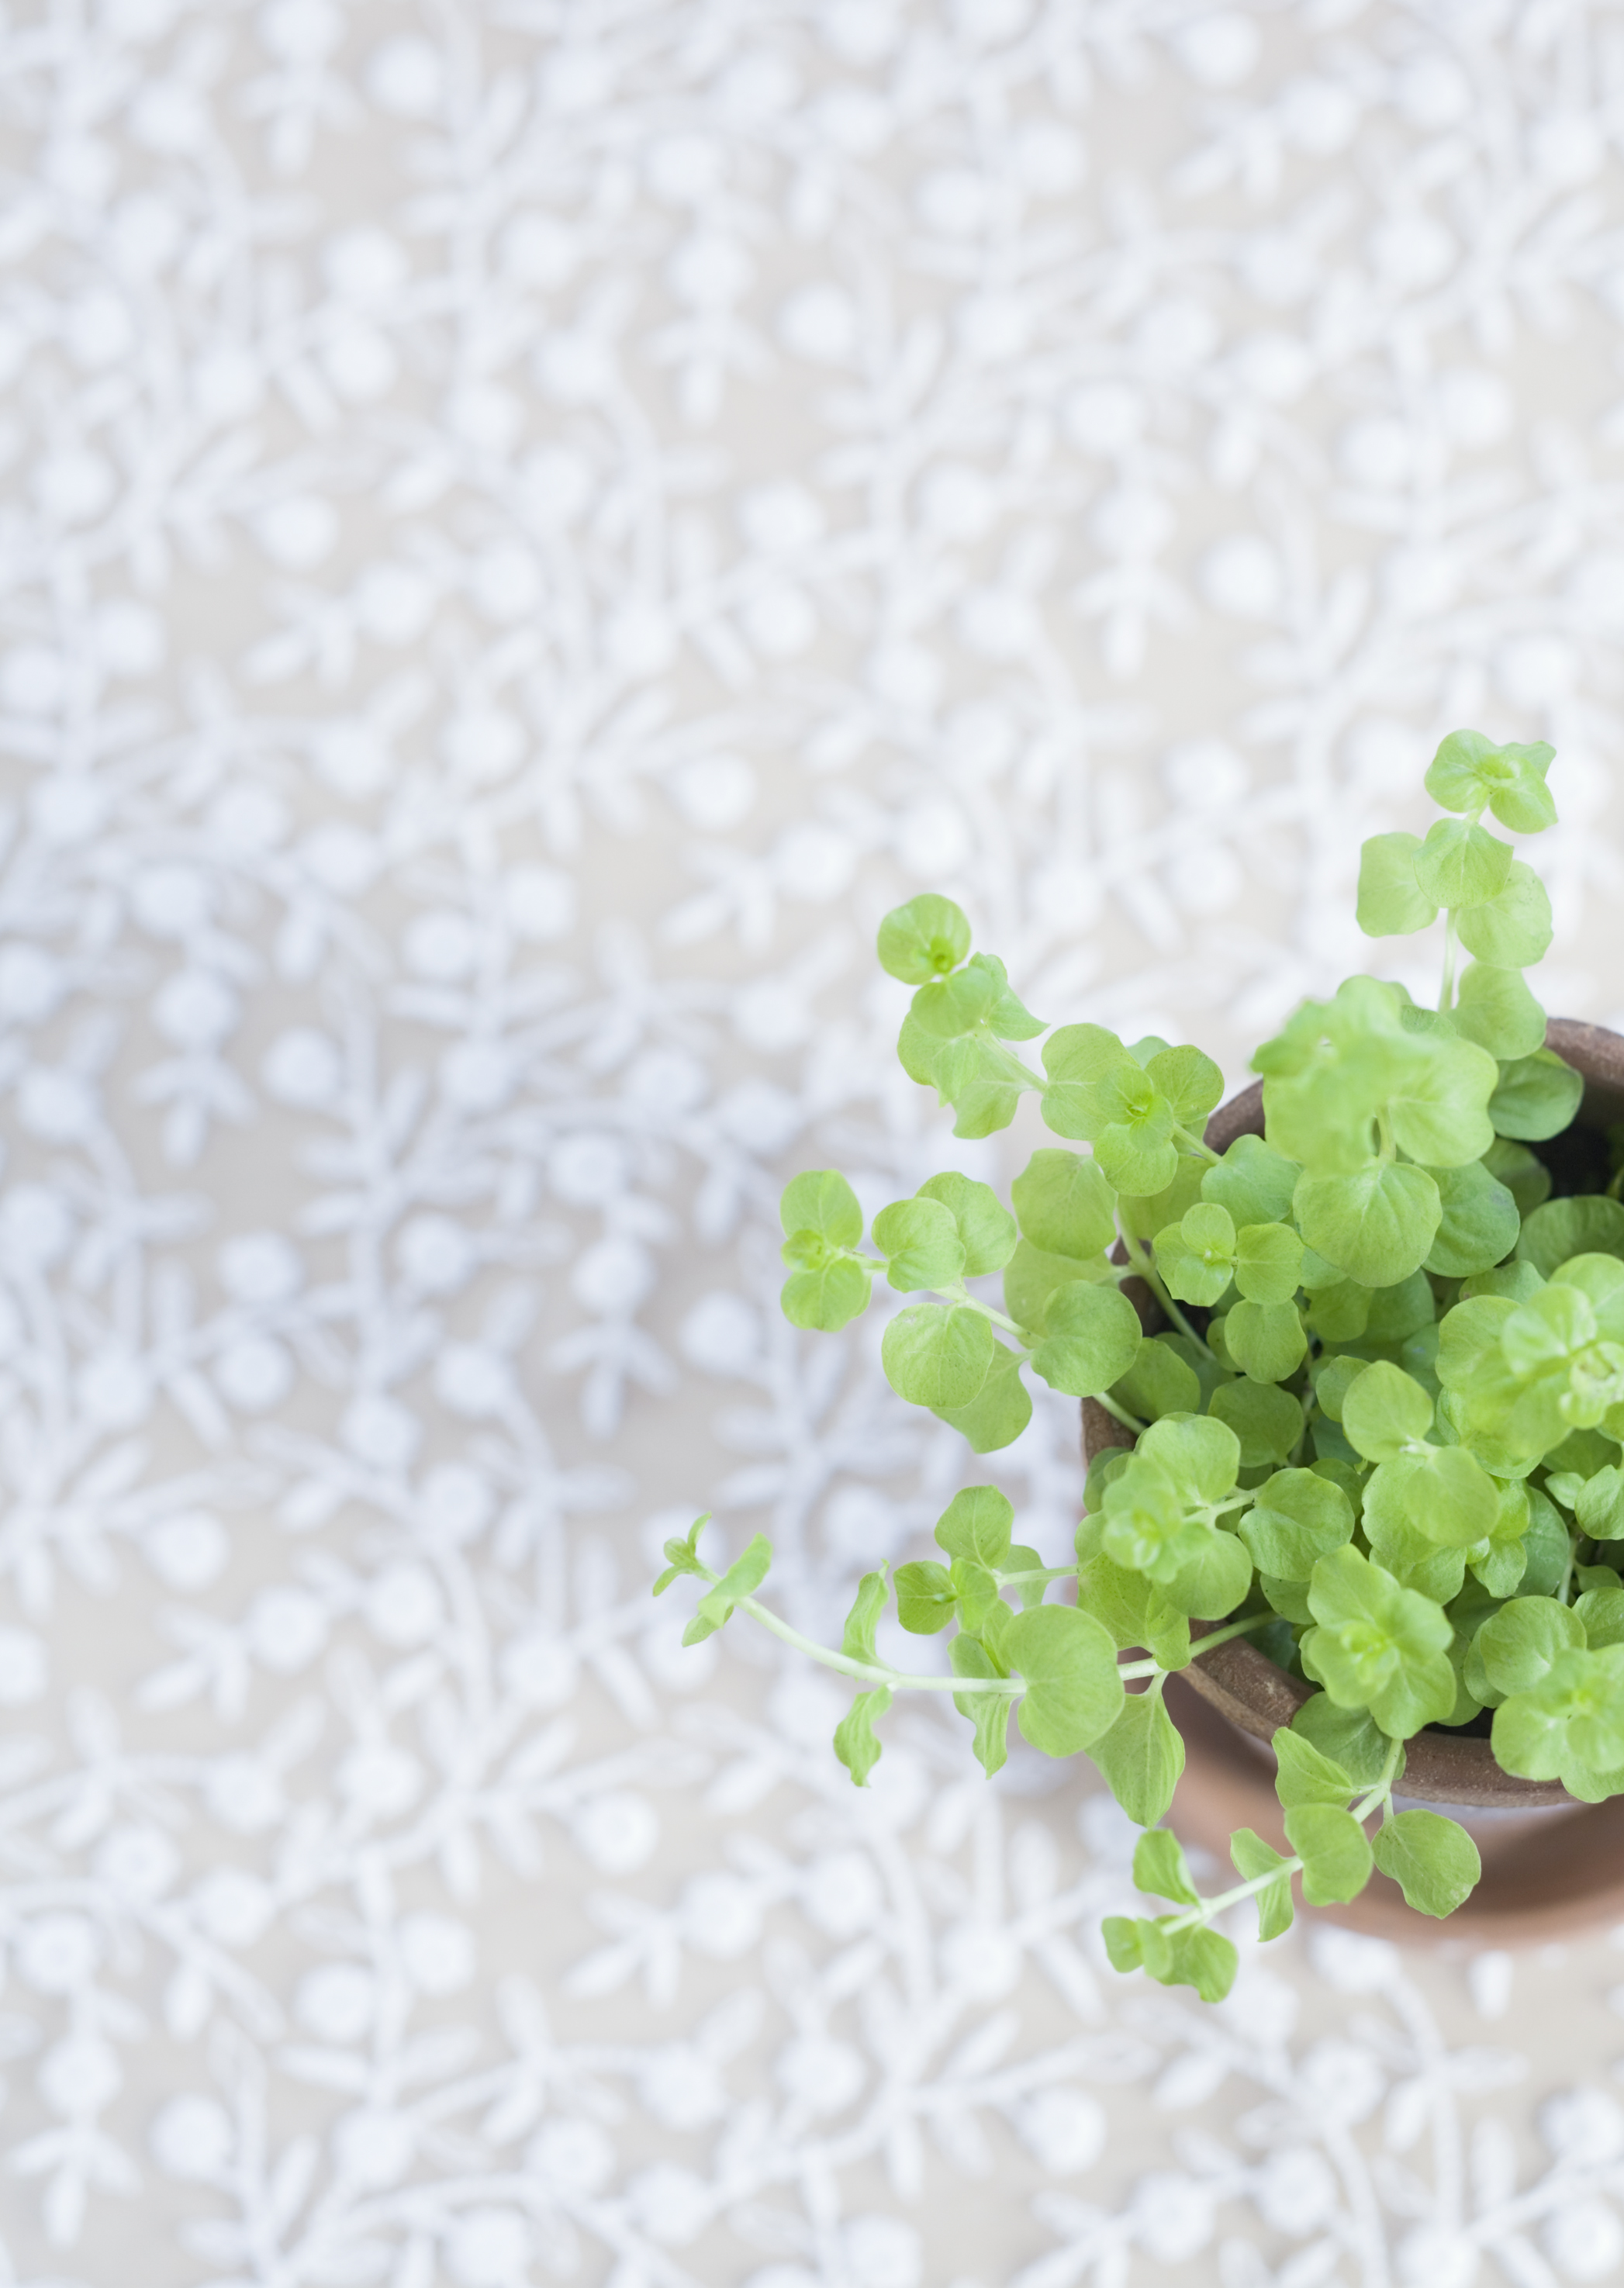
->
left=5, top=2, right=1624, bottom=2283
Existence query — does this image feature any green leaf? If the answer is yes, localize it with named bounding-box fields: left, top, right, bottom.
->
left=1001, top=1239, right=1111, bottom=1337
left=834, top=1685, right=892, bottom=1785
left=1241, top=1467, right=1355, bottom=1579
left=1456, top=861, right=1554, bottom=968
left=1364, top=1445, right=1501, bottom=1550
left=1492, top=1643, right=1624, bottom=1785
left=1007, top=1604, right=1125, bottom=1754
left=1210, top=1381, right=1303, bottom=1469
left=1425, top=729, right=1557, bottom=835
left=1159, top=1924, right=1239, bottom=2002
left=948, top=1635, right=1012, bottom=1776
left=1518, top=1194, right=1624, bottom=1277
left=1424, top=1158, right=1521, bottom=1278
left=1115, top=1152, right=1208, bottom=1246
left=1357, top=831, right=1439, bottom=936
left=882, top=1304, right=994, bottom=1408
left=1008, top=1149, right=1118, bottom=1263
left=893, top=1560, right=956, bottom=1634
left=841, top=1567, right=890, bottom=1663
left=1387, top=1034, right=1499, bottom=1167
left=1039, top=1024, right=1139, bottom=1137
left=1163, top=1527, right=1253, bottom=1619
left=653, top=1512, right=711, bottom=1596
left=1484, top=1135, right=1553, bottom=1218
left=1029, top=1281, right=1145, bottom=1398
left=781, top=1169, right=865, bottom=1246
left=877, top=893, right=972, bottom=983
left=1225, top=1298, right=1308, bottom=1384
left=1154, top=1201, right=1237, bottom=1307
left=1230, top=1828, right=1295, bottom=1940
left=782, top=1256, right=872, bottom=1332
left=684, top=1533, right=774, bottom=1645
left=1272, top=1726, right=1356, bottom=1808
left=1576, top=1466, right=1624, bottom=1542
left=1145, top=1044, right=1224, bottom=1127
left=1132, top=1826, right=1199, bottom=1905
left=1284, top=1802, right=1374, bottom=1905
left=1372, top=1809, right=1481, bottom=1917
left=1113, top=1335, right=1202, bottom=1422
left=1341, top=1360, right=1433, bottom=1461
left=1473, top=1596, right=1584, bottom=1694
left=914, top=1173, right=1018, bottom=1277
left=1094, top=1692, right=1186, bottom=1827
left=1233, top=1221, right=1304, bottom=1305
left=1202, top=1135, right=1301, bottom=1229
left=1294, top=1162, right=1443, bottom=1287
left=872, top=1197, right=966, bottom=1293
left=932, top=1339, right=1032, bottom=1453
left=1291, top=1693, right=1396, bottom=1787
left=1303, top=1545, right=1457, bottom=1736
left=1411, top=816, right=1514, bottom=910
left=1452, top=963, right=1547, bottom=1061
left=934, top=1486, right=1015, bottom=1566
left=1490, top=1049, right=1582, bottom=1142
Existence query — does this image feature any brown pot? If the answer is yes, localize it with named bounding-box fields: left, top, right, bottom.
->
left=1080, top=1017, right=1624, bottom=1945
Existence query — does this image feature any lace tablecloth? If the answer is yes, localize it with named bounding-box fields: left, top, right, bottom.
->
left=6, top=4, right=1624, bottom=2283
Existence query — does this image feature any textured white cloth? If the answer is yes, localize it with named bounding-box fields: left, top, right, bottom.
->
left=5, top=4, right=1624, bottom=2283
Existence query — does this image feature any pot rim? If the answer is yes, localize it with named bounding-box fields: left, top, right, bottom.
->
left=1080, top=1014, right=1624, bottom=1813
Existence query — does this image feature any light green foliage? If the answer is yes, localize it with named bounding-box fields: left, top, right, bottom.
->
left=1425, top=1159, right=1521, bottom=1277
left=1030, top=1281, right=1145, bottom=1397
left=1452, top=963, right=1547, bottom=1060
left=1490, top=1050, right=1584, bottom=1140
left=1412, top=816, right=1513, bottom=909
left=1226, top=1297, right=1308, bottom=1383
left=727, top=734, right=1622, bottom=1989
left=1284, top=1802, right=1374, bottom=1905
left=1357, top=831, right=1438, bottom=936
left=872, top=1196, right=966, bottom=1292
left=1372, top=1810, right=1481, bottom=1916
left=1231, top=1828, right=1295, bottom=1937
left=1132, top=1827, right=1198, bottom=1904
left=881, top=1303, right=993, bottom=1408
left=1425, top=730, right=1557, bottom=835
left=1094, top=1692, right=1185, bottom=1825
left=878, top=893, right=973, bottom=984
left=1301, top=1546, right=1456, bottom=1735
left=1007, top=1605, right=1124, bottom=1755
left=1240, top=1468, right=1354, bottom=1578
left=1010, top=1149, right=1117, bottom=1261
left=834, top=1687, right=892, bottom=1784
left=1210, top=1382, right=1302, bottom=1469
left=684, top=1533, right=774, bottom=1646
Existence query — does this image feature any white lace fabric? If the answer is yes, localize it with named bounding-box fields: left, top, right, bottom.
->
left=5, top=3, right=1624, bottom=2283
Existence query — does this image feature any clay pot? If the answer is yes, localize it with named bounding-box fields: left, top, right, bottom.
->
left=1080, top=1018, right=1624, bottom=1944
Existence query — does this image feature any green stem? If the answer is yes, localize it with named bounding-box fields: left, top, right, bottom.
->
left=1170, top=1122, right=1222, bottom=1166
left=1094, top=1390, right=1148, bottom=1434
left=1158, top=1733, right=1403, bottom=1934
left=1118, top=1610, right=1274, bottom=1681
left=1117, top=1229, right=1216, bottom=1360
left=730, top=1591, right=1021, bottom=1693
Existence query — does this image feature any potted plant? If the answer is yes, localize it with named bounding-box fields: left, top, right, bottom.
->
left=655, top=733, right=1624, bottom=2003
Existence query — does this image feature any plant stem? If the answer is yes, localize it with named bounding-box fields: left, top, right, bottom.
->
left=1117, top=1610, right=1275, bottom=1681
left=729, top=1590, right=1021, bottom=1692
left=1094, top=1390, right=1148, bottom=1434
left=1117, top=1229, right=1216, bottom=1360
left=1171, top=1123, right=1222, bottom=1166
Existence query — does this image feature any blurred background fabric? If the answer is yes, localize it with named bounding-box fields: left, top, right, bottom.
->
left=8, top=3, right=1624, bottom=2283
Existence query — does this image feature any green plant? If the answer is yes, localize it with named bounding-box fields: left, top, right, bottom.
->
left=655, top=732, right=1624, bottom=2002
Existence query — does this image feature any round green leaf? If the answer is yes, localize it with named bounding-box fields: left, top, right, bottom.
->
left=1294, top=1161, right=1442, bottom=1287
left=878, top=893, right=971, bottom=984
left=872, top=1197, right=967, bottom=1293
left=1489, top=1049, right=1582, bottom=1141
left=934, top=1485, right=1015, bottom=1565
left=1225, top=1298, right=1308, bottom=1384
left=881, top=1303, right=994, bottom=1408
left=1233, top=1221, right=1304, bottom=1304
left=1091, top=1690, right=1185, bottom=1826
left=1387, top=1034, right=1498, bottom=1167
left=1517, top=1194, right=1624, bottom=1277
left=1202, top=1135, right=1301, bottom=1228
left=917, top=1171, right=1019, bottom=1276
left=1411, top=816, right=1514, bottom=910
left=1240, top=1467, right=1354, bottom=1580
left=1456, top=860, right=1553, bottom=967
left=1029, top=1281, right=1144, bottom=1398
left=1008, top=1604, right=1125, bottom=1755
left=782, top=1256, right=872, bottom=1332
left=1284, top=1802, right=1374, bottom=1905
left=1210, top=1381, right=1302, bottom=1469
left=1451, top=963, right=1547, bottom=1062
left=1356, top=831, right=1438, bottom=936
left=781, top=1170, right=863, bottom=1246
left=1340, top=1360, right=1434, bottom=1461
left=1009, top=1149, right=1118, bottom=1262
left=1112, top=1335, right=1202, bottom=1422
left=1423, top=1158, right=1520, bottom=1278
left=1371, top=1809, right=1481, bottom=1917
left=931, top=1340, right=1032, bottom=1453
left=1425, top=730, right=1557, bottom=834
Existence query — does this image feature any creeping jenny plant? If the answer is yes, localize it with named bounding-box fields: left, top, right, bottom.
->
left=655, top=734, right=1624, bottom=2000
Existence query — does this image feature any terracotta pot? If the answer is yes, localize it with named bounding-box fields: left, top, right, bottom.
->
left=1080, top=1017, right=1624, bottom=1944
